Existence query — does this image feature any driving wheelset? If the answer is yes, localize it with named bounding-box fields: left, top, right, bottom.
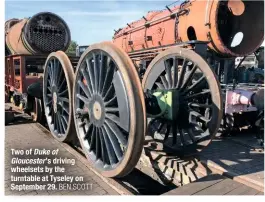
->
left=72, top=42, right=222, bottom=177
left=142, top=46, right=223, bottom=156
left=73, top=42, right=146, bottom=178
left=43, top=51, right=76, bottom=143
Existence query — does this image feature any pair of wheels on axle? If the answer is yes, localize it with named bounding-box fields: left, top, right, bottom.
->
left=43, top=42, right=222, bottom=178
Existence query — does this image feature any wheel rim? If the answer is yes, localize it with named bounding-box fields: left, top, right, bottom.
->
left=73, top=42, right=146, bottom=177
left=142, top=47, right=222, bottom=155
left=43, top=52, right=73, bottom=141
left=75, top=50, right=130, bottom=169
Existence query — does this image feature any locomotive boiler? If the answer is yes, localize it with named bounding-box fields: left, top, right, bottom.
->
left=5, top=12, right=72, bottom=122
left=40, top=0, right=264, bottom=178
left=5, top=12, right=71, bottom=55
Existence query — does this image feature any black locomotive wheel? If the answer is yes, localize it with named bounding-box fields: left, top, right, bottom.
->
left=43, top=51, right=76, bottom=142
left=73, top=42, right=146, bottom=178
left=142, top=47, right=222, bottom=156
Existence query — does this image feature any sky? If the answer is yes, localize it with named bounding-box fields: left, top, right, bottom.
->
left=5, top=0, right=180, bottom=45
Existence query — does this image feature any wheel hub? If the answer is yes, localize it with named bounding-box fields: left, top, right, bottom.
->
left=53, top=91, right=58, bottom=113
left=89, top=95, right=105, bottom=127
left=150, top=89, right=188, bottom=121
left=93, top=101, right=102, bottom=120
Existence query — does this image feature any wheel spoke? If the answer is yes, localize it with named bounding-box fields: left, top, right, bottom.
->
left=98, top=52, right=106, bottom=93
left=60, top=115, right=67, bottom=132
left=172, top=57, right=178, bottom=88
left=105, top=119, right=127, bottom=146
left=189, top=103, right=212, bottom=108
left=101, top=61, right=115, bottom=96
left=184, top=76, right=206, bottom=94
left=103, top=84, right=114, bottom=101
left=105, top=107, right=119, bottom=113
left=54, top=59, right=60, bottom=85
left=93, top=53, right=99, bottom=93
left=81, top=68, right=93, bottom=96
left=76, top=94, right=89, bottom=104
left=61, top=114, right=68, bottom=125
left=54, top=60, right=59, bottom=85
left=59, top=97, right=69, bottom=103
left=50, top=63, right=55, bottom=85
left=78, top=80, right=91, bottom=98
left=104, top=96, right=117, bottom=107
left=160, top=75, right=169, bottom=89
left=103, top=124, right=123, bottom=160
left=57, top=113, right=64, bottom=134
left=176, top=59, right=187, bottom=89
left=47, top=78, right=52, bottom=88
left=155, top=82, right=164, bottom=89
left=86, top=58, right=96, bottom=93
left=58, top=88, right=68, bottom=96
left=47, top=86, right=52, bottom=92
left=47, top=66, right=53, bottom=83
left=181, top=64, right=197, bottom=89
left=46, top=99, right=52, bottom=106
left=105, top=113, right=128, bottom=132
left=185, top=90, right=210, bottom=100
left=101, top=126, right=116, bottom=165
left=89, top=126, right=96, bottom=151
left=53, top=59, right=57, bottom=77
left=57, top=65, right=63, bottom=86
left=98, top=128, right=108, bottom=165
left=164, top=60, right=172, bottom=88
left=58, top=78, right=66, bottom=92
left=62, top=105, right=69, bottom=115
left=189, top=110, right=210, bottom=123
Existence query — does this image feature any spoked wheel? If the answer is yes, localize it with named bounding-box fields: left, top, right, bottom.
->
left=43, top=51, right=76, bottom=142
left=142, top=47, right=222, bottom=156
left=73, top=42, right=146, bottom=178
